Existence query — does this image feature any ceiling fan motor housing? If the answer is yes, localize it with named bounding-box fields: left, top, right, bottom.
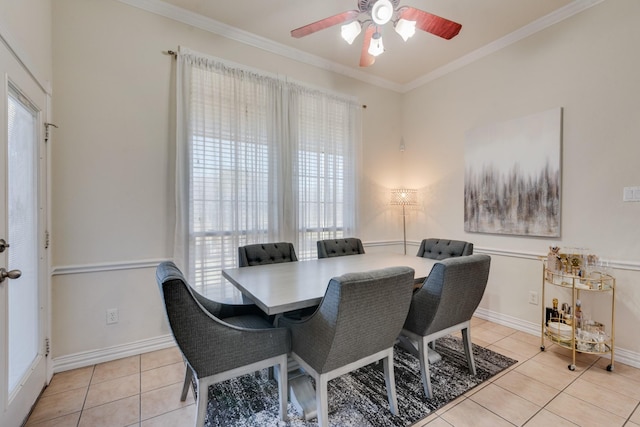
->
left=359, top=0, right=401, bottom=19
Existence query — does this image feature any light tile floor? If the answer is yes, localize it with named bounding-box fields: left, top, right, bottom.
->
left=25, top=318, right=640, bottom=426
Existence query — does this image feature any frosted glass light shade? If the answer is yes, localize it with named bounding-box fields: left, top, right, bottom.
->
left=341, top=21, right=362, bottom=44
left=368, top=33, right=384, bottom=56
left=395, top=19, right=416, bottom=41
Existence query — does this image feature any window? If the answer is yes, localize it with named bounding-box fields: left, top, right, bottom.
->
left=175, top=49, right=360, bottom=299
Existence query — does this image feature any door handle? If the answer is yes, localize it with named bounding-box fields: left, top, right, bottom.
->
left=0, top=239, right=9, bottom=253
left=0, top=268, right=21, bottom=283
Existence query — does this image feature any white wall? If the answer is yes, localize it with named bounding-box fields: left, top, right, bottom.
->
left=50, top=0, right=403, bottom=361
left=0, top=0, right=52, bottom=89
left=401, top=0, right=640, bottom=356
left=49, top=0, right=640, bottom=368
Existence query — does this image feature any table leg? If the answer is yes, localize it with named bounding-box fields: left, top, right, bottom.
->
left=288, top=369, right=317, bottom=420
left=397, top=335, right=442, bottom=363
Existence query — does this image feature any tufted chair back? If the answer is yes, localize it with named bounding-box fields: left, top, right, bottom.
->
left=238, top=242, right=298, bottom=267
left=416, top=238, right=473, bottom=260
left=317, top=238, right=365, bottom=258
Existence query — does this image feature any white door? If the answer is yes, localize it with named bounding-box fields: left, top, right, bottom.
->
left=0, top=39, right=49, bottom=427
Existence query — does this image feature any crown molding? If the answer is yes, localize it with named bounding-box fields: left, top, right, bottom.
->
left=403, top=0, right=605, bottom=92
left=121, top=0, right=602, bottom=92
left=117, top=0, right=404, bottom=92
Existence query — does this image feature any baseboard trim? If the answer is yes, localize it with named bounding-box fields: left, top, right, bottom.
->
left=52, top=310, right=640, bottom=372
left=474, top=307, right=640, bottom=369
left=52, top=334, right=176, bottom=373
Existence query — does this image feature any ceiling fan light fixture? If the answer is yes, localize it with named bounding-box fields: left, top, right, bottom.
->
left=341, top=20, right=362, bottom=44
left=371, top=0, right=394, bottom=25
left=368, top=32, right=384, bottom=56
left=395, top=18, right=416, bottom=41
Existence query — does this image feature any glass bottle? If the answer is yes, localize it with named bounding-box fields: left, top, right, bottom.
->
left=574, top=299, right=583, bottom=330
left=551, top=298, right=560, bottom=322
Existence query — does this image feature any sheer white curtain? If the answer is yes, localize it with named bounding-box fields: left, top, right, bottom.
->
left=289, top=84, right=360, bottom=258
left=175, top=47, right=360, bottom=298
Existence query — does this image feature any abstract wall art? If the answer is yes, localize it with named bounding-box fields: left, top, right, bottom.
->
left=464, top=107, right=562, bottom=237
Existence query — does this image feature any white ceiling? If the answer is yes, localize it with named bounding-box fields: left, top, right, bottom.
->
left=124, top=0, right=602, bottom=91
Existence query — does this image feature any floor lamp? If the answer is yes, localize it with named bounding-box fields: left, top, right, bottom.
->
left=390, top=189, right=417, bottom=255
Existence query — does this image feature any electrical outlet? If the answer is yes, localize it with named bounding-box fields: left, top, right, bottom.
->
left=528, top=291, right=538, bottom=305
left=106, top=308, right=119, bottom=324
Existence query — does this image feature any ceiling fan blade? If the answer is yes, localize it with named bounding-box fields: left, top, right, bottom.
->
left=291, top=10, right=360, bottom=38
left=399, top=7, right=462, bottom=40
left=359, top=23, right=375, bottom=67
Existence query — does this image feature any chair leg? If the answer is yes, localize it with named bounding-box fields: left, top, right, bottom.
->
left=181, top=367, right=193, bottom=401
left=462, top=327, right=476, bottom=375
left=275, top=355, right=288, bottom=421
left=315, top=374, right=329, bottom=427
left=254, top=367, right=274, bottom=379
left=418, top=337, right=433, bottom=398
left=383, top=350, right=398, bottom=415
left=195, top=378, right=208, bottom=427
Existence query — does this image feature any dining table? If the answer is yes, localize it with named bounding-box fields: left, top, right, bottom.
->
left=222, top=252, right=438, bottom=316
left=221, top=252, right=439, bottom=420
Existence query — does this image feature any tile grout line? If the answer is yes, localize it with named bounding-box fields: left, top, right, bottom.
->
left=625, top=402, right=640, bottom=426
left=439, top=327, right=522, bottom=426
left=524, top=351, right=618, bottom=426
left=138, top=354, right=142, bottom=426
left=473, top=335, right=542, bottom=427
left=75, top=365, right=95, bottom=427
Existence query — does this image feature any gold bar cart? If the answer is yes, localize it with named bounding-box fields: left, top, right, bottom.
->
left=540, top=259, right=615, bottom=372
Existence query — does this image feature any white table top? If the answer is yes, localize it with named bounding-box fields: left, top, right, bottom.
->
left=222, top=253, right=438, bottom=315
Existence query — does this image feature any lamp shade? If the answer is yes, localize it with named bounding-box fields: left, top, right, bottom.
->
left=390, top=189, right=417, bottom=206
left=395, top=19, right=416, bottom=42
left=368, top=32, right=384, bottom=56
left=341, top=21, right=362, bottom=44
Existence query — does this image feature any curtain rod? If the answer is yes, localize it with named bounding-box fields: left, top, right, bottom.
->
left=165, top=49, right=366, bottom=108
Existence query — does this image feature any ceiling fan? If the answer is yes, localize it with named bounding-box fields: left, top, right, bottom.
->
left=291, top=0, right=462, bottom=67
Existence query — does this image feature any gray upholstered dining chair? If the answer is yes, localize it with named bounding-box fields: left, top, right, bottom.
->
left=237, top=241, right=314, bottom=318
left=238, top=241, right=298, bottom=266
left=399, top=254, right=491, bottom=399
left=238, top=242, right=298, bottom=304
left=416, top=238, right=473, bottom=260
left=316, top=237, right=365, bottom=258
left=278, top=266, right=415, bottom=427
left=156, top=261, right=291, bottom=426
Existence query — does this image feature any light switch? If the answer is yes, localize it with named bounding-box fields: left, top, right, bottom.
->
left=623, top=186, right=640, bottom=202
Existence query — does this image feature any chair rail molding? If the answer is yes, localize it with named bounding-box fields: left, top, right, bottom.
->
left=51, top=258, right=171, bottom=276
left=49, top=246, right=640, bottom=276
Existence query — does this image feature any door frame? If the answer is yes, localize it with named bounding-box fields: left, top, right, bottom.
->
left=0, top=32, right=51, bottom=427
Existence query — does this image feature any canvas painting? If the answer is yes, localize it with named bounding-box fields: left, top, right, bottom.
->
left=464, top=107, right=562, bottom=237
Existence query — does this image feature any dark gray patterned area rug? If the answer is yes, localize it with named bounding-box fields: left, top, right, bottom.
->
left=205, top=335, right=517, bottom=426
